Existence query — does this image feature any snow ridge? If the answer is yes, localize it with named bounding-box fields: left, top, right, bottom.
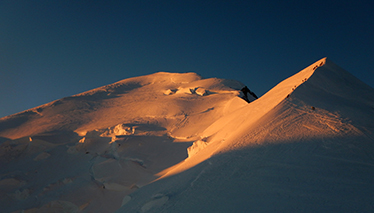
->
left=117, top=58, right=374, bottom=213
left=1, top=58, right=374, bottom=213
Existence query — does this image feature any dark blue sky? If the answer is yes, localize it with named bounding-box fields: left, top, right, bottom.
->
left=1, top=0, right=374, bottom=118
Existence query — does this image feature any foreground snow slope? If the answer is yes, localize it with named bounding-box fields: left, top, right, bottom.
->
left=0, top=72, right=252, bottom=212
left=117, top=58, right=374, bottom=212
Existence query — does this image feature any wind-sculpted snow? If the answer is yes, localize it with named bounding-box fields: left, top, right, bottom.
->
left=116, top=58, right=374, bottom=213
left=0, top=72, right=250, bottom=212
left=0, top=72, right=247, bottom=139
left=1, top=59, right=374, bottom=213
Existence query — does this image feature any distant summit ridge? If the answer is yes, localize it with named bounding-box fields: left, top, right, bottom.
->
left=0, top=72, right=249, bottom=139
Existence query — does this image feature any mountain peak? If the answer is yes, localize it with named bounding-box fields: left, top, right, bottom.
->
left=290, top=57, right=374, bottom=134
left=117, top=58, right=374, bottom=212
left=1, top=59, right=374, bottom=213
left=0, top=72, right=248, bottom=139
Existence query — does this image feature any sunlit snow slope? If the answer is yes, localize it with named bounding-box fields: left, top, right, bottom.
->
left=1, top=58, right=374, bottom=213
left=0, top=72, right=253, bottom=212
left=117, top=58, right=374, bottom=213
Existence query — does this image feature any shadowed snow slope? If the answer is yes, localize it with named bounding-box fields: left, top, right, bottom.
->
left=1, top=59, right=374, bottom=213
left=117, top=58, right=374, bottom=213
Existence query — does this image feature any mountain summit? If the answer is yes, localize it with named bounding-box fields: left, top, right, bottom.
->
left=0, top=72, right=255, bottom=140
left=1, top=58, right=374, bottom=213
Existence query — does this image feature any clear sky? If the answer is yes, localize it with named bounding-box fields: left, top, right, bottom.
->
left=1, top=0, right=373, bottom=118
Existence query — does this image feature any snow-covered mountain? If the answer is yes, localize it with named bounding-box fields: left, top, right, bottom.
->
left=1, top=58, right=374, bottom=212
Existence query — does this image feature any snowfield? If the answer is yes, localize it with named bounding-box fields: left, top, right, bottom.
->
left=0, top=58, right=373, bottom=212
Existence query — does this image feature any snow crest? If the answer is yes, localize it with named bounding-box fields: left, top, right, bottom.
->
left=1, top=59, right=374, bottom=213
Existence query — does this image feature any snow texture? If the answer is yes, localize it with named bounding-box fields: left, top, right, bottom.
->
left=1, top=58, right=374, bottom=213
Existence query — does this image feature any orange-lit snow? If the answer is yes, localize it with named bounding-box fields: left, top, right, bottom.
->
left=1, top=58, right=374, bottom=212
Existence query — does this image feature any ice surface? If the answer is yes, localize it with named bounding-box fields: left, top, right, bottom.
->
left=1, top=59, right=374, bottom=213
